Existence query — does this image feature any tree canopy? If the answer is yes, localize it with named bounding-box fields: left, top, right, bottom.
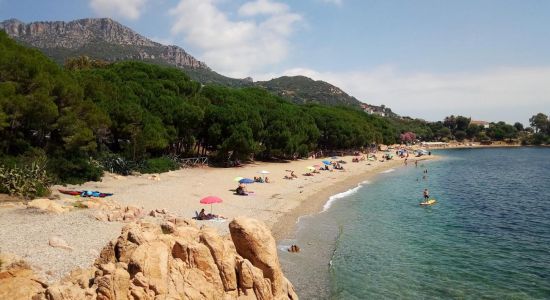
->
left=0, top=31, right=406, bottom=183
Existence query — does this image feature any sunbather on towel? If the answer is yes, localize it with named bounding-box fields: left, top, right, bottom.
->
left=198, top=209, right=226, bottom=220
left=236, top=186, right=248, bottom=196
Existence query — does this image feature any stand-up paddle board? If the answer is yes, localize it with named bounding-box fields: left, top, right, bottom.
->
left=420, top=199, right=437, bottom=206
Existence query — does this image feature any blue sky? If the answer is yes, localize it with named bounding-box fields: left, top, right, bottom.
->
left=1, top=0, right=549, bottom=124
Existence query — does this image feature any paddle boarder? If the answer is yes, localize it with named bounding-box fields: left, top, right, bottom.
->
left=423, top=188, right=430, bottom=201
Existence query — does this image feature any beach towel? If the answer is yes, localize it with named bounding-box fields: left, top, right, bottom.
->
left=209, top=218, right=227, bottom=223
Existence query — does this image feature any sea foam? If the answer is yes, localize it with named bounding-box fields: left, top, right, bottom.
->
left=379, top=168, right=395, bottom=174
left=322, top=180, right=370, bottom=212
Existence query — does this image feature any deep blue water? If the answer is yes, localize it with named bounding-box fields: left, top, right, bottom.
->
left=279, top=147, right=550, bottom=299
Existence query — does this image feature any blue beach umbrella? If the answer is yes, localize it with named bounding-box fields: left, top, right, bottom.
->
left=239, top=178, right=255, bottom=184
left=322, top=160, right=331, bottom=165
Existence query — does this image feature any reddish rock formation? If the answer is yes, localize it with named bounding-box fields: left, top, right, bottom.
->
left=229, top=217, right=298, bottom=300
left=0, top=217, right=298, bottom=300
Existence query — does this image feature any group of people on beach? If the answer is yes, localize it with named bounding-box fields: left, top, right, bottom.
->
left=196, top=149, right=434, bottom=221
left=253, top=176, right=270, bottom=183
left=303, top=161, right=345, bottom=176
left=352, top=155, right=366, bottom=163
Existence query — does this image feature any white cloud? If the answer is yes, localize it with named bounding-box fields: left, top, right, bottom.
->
left=89, top=0, right=148, bottom=20
left=257, top=66, right=550, bottom=124
left=169, top=0, right=302, bottom=77
left=239, top=0, right=288, bottom=16
left=319, top=0, right=343, bottom=6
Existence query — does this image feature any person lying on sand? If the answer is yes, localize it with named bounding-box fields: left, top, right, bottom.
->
left=303, top=172, right=313, bottom=176
left=265, top=177, right=270, bottom=183
left=285, top=170, right=299, bottom=178
left=235, top=185, right=248, bottom=195
left=197, top=208, right=226, bottom=220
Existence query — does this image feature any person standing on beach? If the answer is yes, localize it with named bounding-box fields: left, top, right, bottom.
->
left=415, top=160, right=418, bottom=167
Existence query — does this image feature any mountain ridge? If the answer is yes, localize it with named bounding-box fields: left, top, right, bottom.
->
left=0, top=18, right=208, bottom=68
left=0, top=18, right=253, bottom=87
left=1, top=17, right=375, bottom=108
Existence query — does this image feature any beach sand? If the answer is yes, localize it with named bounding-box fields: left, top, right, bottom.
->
left=0, top=152, right=434, bottom=282
left=57, top=153, right=433, bottom=237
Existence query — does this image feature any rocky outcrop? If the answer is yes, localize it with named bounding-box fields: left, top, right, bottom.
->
left=0, top=18, right=208, bottom=69
left=0, top=217, right=298, bottom=299
left=230, top=217, right=297, bottom=299
left=0, top=262, right=46, bottom=299
left=27, top=198, right=69, bottom=214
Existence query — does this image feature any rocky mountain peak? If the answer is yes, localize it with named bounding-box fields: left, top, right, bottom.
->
left=0, top=17, right=209, bottom=69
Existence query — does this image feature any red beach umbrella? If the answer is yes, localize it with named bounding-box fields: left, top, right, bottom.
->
left=200, top=196, right=223, bottom=214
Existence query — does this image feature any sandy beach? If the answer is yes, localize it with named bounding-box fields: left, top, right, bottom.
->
left=60, top=152, right=432, bottom=236
left=0, top=151, right=434, bottom=282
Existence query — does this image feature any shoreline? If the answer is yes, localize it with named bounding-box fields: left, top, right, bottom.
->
left=0, top=151, right=434, bottom=283
left=271, top=156, right=436, bottom=241
left=422, top=142, right=522, bottom=150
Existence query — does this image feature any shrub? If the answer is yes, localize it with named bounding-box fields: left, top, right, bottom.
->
left=0, top=160, right=52, bottom=199
left=140, top=157, right=179, bottom=174
left=99, top=154, right=141, bottom=176
left=48, top=156, right=103, bottom=184
left=454, top=130, right=467, bottom=142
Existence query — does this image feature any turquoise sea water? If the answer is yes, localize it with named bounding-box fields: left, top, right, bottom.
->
left=279, top=147, right=550, bottom=299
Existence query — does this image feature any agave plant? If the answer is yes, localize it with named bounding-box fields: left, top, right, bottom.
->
left=99, top=155, right=142, bottom=176
left=0, top=160, right=52, bottom=199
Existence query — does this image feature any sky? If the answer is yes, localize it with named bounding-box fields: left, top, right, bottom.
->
left=1, top=0, right=549, bottom=125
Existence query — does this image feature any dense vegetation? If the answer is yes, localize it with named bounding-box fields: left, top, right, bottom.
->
left=392, top=114, right=549, bottom=145
left=527, top=113, right=550, bottom=145
left=0, top=31, right=401, bottom=188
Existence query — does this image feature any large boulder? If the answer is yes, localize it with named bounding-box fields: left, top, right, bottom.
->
left=0, top=276, right=45, bottom=299
left=200, top=227, right=238, bottom=291
left=230, top=217, right=297, bottom=299
left=128, top=241, right=170, bottom=295
left=1, top=217, right=298, bottom=300
left=95, top=264, right=131, bottom=300
left=0, top=264, right=46, bottom=300
left=28, top=198, right=68, bottom=214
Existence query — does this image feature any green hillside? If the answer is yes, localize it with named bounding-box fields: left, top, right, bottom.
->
left=255, top=76, right=363, bottom=107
